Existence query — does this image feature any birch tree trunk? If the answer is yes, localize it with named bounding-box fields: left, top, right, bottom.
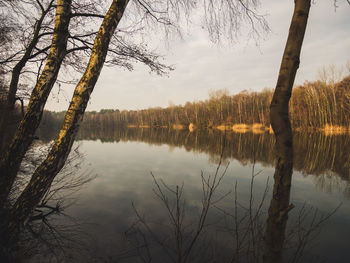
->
left=3, top=0, right=130, bottom=245
left=263, top=1, right=311, bottom=262
left=0, top=0, right=54, bottom=152
left=0, top=0, right=71, bottom=208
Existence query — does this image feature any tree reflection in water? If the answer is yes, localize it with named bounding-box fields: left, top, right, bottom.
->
left=69, top=126, right=350, bottom=193
left=118, top=159, right=339, bottom=263
left=32, top=125, right=348, bottom=262
left=0, top=142, right=95, bottom=262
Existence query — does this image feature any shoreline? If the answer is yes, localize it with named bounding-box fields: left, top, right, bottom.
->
left=126, top=123, right=350, bottom=135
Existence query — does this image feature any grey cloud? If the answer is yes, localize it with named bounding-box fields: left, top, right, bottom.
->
left=46, top=0, right=350, bottom=111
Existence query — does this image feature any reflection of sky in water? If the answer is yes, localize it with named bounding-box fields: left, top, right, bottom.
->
left=67, top=140, right=350, bottom=262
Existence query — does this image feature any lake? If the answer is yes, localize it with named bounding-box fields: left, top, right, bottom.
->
left=31, top=128, right=350, bottom=262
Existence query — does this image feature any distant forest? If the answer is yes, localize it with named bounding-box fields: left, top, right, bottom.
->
left=40, top=75, right=350, bottom=132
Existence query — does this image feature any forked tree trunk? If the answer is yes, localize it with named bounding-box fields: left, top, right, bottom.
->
left=3, top=0, right=130, bottom=245
left=0, top=0, right=54, bottom=152
left=263, top=1, right=311, bottom=263
left=0, top=0, right=71, bottom=208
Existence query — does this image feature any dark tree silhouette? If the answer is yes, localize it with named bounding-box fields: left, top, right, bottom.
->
left=264, top=1, right=311, bottom=262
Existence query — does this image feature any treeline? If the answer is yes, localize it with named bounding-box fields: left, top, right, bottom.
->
left=290, top=75, right=350, bottom=128
left=40, top=75, right=350, bottom=131
left=36, top=122, right=350, bottom=181
left=75, top=127, right=350, bottom=181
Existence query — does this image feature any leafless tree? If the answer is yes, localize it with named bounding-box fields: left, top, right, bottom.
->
left=122, top=162, right=339, bottom=263
left=0, top=0, right=269, bottom=256
left=264, top=1, right=311, bottom=263
left=1, top=142, right=95, bottom=262
left=124, top=157, right=229, bottom=263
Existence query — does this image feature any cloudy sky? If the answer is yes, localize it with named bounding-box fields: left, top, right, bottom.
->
left=46, top=0, right=350, bottom=112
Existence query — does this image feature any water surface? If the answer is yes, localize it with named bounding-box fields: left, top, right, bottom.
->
left=35, top=128, right=350, bottom=262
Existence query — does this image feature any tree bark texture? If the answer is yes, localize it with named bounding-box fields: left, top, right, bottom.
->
left=3, top=0, right=130, bottom=245
left=263, top=1, right=311, bottom=263
left=0, top=0, right=71, bottom=208
left=0, top=0, right=54, bottom=152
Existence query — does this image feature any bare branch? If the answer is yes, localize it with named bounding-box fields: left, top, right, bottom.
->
left=70, top=12, right=105, bottom=18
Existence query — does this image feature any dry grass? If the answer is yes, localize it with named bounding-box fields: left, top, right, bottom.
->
left=232, top=124, right=251, bottom=133
left=216, top=125, right=231, bottom=131
left=188, top=123, right=196, bottom=132
left=251, top=123, right=268, bottom=134
left=172, top=124, right=185, bottom=130
left=231, top=123, right=269, bottom=134
left=252, top=123, right=266, bottom=130
left=323, top=124, right=348, bottom=135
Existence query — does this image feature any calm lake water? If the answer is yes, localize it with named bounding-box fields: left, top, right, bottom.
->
left=33, top=128, right=350, bottom=262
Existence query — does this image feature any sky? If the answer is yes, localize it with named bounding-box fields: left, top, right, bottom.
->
left=46, top=0, right=350, bottom=112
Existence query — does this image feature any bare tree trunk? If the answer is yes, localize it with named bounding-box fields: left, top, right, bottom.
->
left=0, top=0, right=72, bottom=208
left=263, top=1, right=311, bottom=263
left=0, top=0, right=54, bottom=152
left=3, top=0, right=130, bottom=246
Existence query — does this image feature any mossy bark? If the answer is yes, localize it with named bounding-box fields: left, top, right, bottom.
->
left=0, top=0, right=71, bottom=208
left=263, top=1, right=311, bottom=262
left=3, top=0, right=129, bottom=246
